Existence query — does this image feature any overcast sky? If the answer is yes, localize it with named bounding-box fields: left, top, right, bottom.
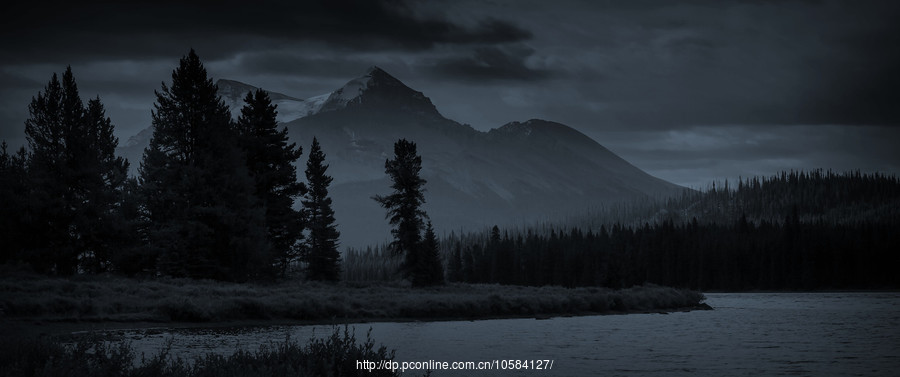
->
left=2, top=0, right=898, bottom=188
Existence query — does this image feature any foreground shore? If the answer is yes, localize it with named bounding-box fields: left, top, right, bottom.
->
left=0, top=272, right=707, bottom=338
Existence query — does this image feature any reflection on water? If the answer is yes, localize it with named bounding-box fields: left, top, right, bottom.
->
left=114, top=293, right=900, bottom=376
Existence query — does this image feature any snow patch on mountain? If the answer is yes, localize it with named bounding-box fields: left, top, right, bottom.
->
left=269, top=97, right=327, bottom=122
left=303, top=93, right=330, bottom=113
left=316, top=67, right=380, bottom=113
left=216, top=79, right=330, bottom=123
left=330, top=76, right=370, bottom=105
left=123, top=127, right=153, bottom=148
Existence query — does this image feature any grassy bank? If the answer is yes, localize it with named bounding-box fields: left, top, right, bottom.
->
left=0, top=326, right=411, bottom=377
left=0, top=270, right=707, bottom=326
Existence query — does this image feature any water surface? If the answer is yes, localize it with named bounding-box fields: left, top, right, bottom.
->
left=117, top=293, right=900, bottom=376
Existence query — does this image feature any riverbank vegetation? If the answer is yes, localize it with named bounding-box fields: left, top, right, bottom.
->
left=0, top=269, right=704, bottom=324
left=0, top=326, right=406, bottom=377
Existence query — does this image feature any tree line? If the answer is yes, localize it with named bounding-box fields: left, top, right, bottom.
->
left=435, top=217, right=896, bottom=290
left=435, top=171, right=900, bottom=290
left=341, top=171, right=899, bottom=290
left=567, top=169, right=900, bottom=230
left=0, top=50, right=439, bottom=283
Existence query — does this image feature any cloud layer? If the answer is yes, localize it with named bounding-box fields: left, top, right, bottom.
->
left=2, top=0, right=898, bottom=186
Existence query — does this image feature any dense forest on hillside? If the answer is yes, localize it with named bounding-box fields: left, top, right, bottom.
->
left=346, top=170, right=900, bottom=290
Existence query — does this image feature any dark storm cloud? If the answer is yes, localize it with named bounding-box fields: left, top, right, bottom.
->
left=429, top=46, right=553, bottom=82
left=1, top=0, right=531, bottom=64
left=0, top=71, right=43, bottom=142
left=795, top=19, right=900, bottom=126
left=0, top=70, right=42, bottom=89
left=2, top=0, right=899, bottom=187
left=503, top=0, right=900, bottom=129
left=233, top=52, right=374, bottom=78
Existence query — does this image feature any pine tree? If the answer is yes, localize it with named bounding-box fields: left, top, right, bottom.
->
left=21, top=67, right=129, bottom=274
left=303, top=137, right=341, bottom=281
left=235, top=89, right=305, bottom=277
left=420, top=221, right=445, bottom=285
left=73, top=98, right=130, bottom=273
left=140, top=50, right=267, bottom=281
left=107, top=176, right=149, bottom=276
left=24, top=70, right=75, bottom=273
left=0, top=142, right=29, bottom=264
left=446, top=242, right=463, bottom=282
left=373, top=139, right=437, bottom=286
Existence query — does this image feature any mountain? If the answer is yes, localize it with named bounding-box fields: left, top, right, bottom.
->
left=217, top=79, right=328, bottom=122
left=116, top=66, right=685, bottom=248
left=316, top=66, right=441, bottom=116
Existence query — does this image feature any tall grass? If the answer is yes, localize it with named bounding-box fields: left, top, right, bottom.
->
left=0, top=326, right=406, bottom=377
left=0, top=268, right=706, bottom=323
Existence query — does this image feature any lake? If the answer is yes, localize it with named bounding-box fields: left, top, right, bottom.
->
left=114, top=293, right=900, bottom=376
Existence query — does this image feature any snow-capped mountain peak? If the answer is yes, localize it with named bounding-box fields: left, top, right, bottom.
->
left=324, top=72, right=371, bottom=106
left=315, top=66, right=440, bottom=116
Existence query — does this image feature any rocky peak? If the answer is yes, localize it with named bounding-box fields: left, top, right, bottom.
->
left=316, top=66, right=441, bottom=117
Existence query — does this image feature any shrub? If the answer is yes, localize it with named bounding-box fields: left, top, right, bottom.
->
left=0, top=327, right=411, bottom=377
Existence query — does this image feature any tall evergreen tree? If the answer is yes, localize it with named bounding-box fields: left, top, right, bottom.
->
left=303, top=137, right=341, bottom=281
left=140, top=50, right=267, bottom=281
left=21, top=67, right=129, bottom=274
left=72, top=98, right=130, bottom=273
left=24, top=70, right=75, bottom=273
left=107, top=176, right=149, bottom=276
left=0, top=142, right=29, bottom=264
left=374, top=139, right=439, bottom=286
left=420, top=221, right=445, bottom=285
left=446, top=242, right=463, bottom=282
left=235, top=89, right=305, bottom=277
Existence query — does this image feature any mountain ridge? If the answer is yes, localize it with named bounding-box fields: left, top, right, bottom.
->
left=116, top=67, right=685, bottom=247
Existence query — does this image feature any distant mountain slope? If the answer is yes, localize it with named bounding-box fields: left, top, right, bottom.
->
left=217, top=79, right=327, bottom=122
left=118, top=79, right=328, bottom=171
left=117, top=66, right=685, bottom=247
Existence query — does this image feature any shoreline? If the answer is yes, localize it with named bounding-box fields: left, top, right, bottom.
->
left=2, top=303, right=713, bottom=339
left=701, top=289, right=900, bottom=294
left=1, top=274, right=708, bottom=339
